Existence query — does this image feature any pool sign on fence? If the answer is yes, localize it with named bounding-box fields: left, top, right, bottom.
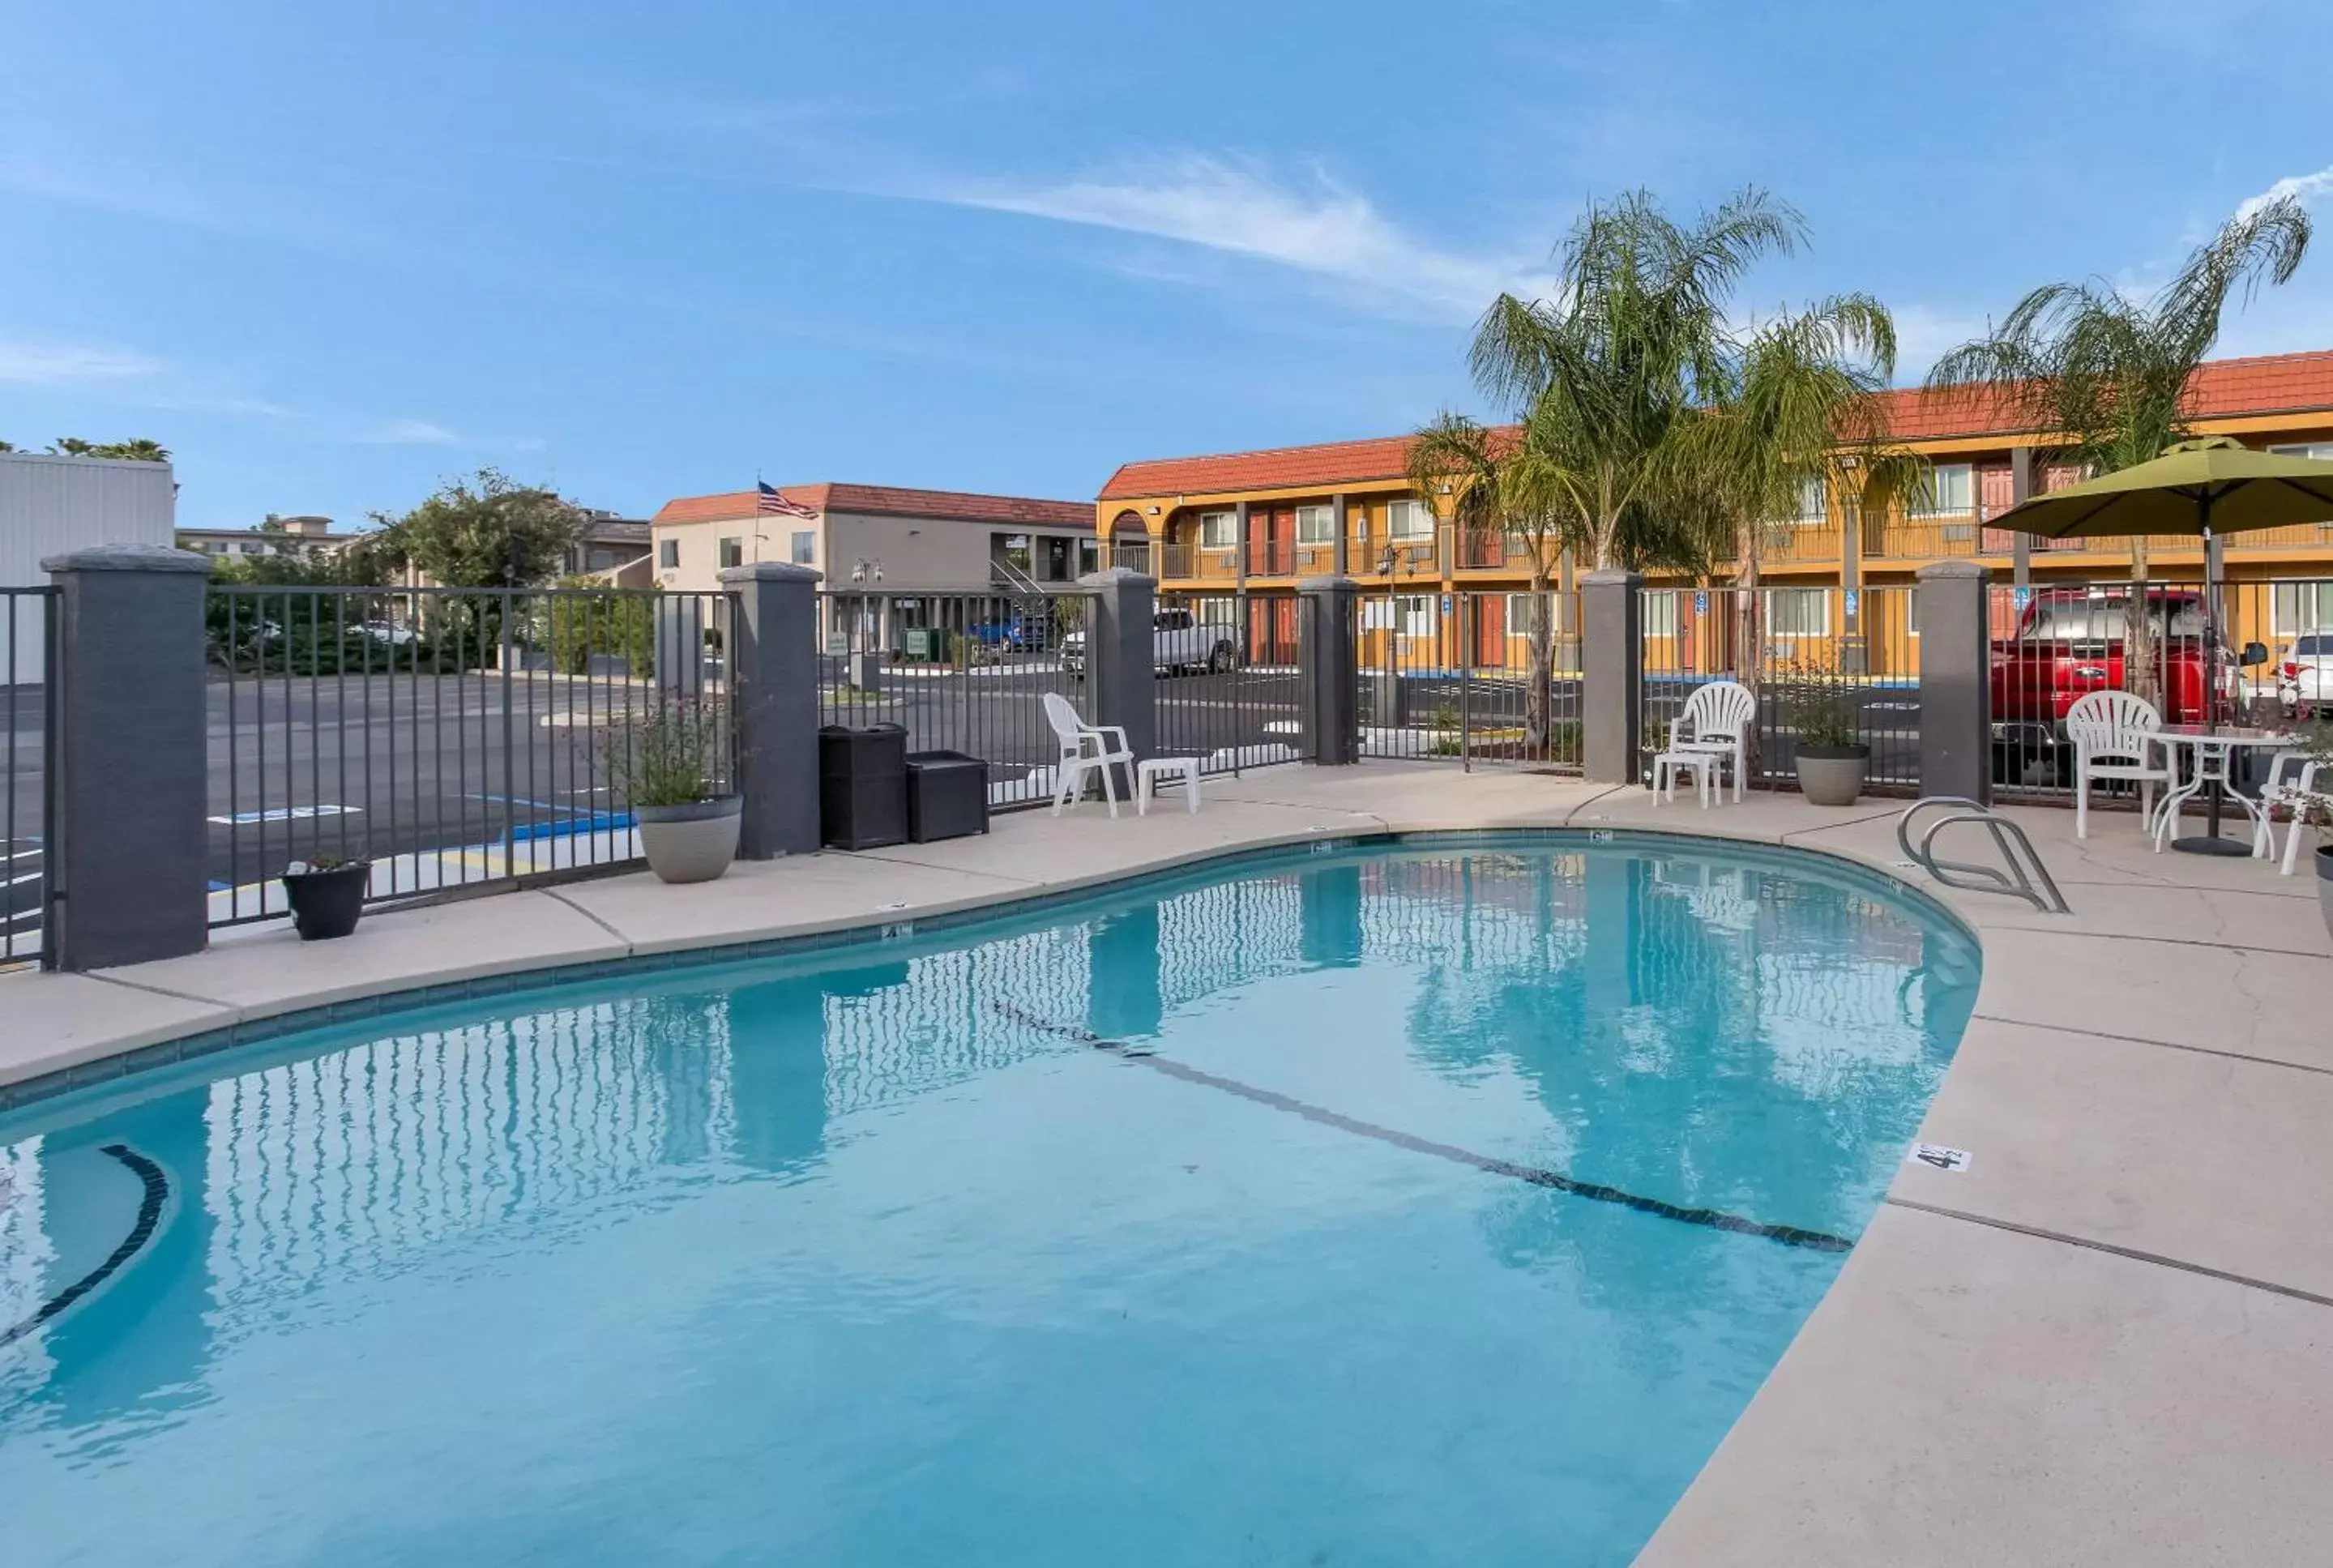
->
left=1692, top=591, right=1707, bottom=615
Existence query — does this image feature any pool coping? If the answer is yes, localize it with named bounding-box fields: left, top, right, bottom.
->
left=3, top=762, right=2328, bottom=1564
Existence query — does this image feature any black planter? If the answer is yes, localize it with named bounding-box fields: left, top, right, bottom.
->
left=818, top=723, right=909, bottom=850
left=904, top=750, right=991, bottom=843
left=282, top=862, right=370, bottom=941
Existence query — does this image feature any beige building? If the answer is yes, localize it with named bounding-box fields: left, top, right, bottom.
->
left=649, top=482, right=1133, bottom=595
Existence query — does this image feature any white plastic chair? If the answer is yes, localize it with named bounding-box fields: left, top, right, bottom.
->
left=1042, top=692, right=1131, bottom=818
left=1655, top=680, right=1755, bottom=805
left=2065, top=690, right=2171, bottom=840
left=2254, top=750, right=2322, bottom=874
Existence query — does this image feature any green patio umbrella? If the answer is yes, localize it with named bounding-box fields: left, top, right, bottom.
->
left=1992, top=436, right=2333, bottom=849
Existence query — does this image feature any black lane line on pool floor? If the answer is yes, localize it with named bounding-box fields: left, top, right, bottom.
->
left=989, top=1003, right=1852, bottom=1254
left=0, top=1144, right=169, bottom=1352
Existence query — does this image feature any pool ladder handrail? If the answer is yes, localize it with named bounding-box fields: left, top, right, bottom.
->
left=1896, top=797, right=2070, bottom=915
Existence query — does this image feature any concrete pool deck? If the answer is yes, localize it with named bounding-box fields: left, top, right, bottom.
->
left=2, top=761, right=2328, bottom=1564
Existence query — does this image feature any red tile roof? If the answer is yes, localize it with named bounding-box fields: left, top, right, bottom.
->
left=653, top=483, right=1093, bottom=529
left=1098, top=348, right=2333, bottom=498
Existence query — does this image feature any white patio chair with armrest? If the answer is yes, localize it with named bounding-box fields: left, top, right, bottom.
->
left=2254, top=750, right=2322, bottom=874
left=1042, top=692, right=1130, bottom=818
left=2064, top=690, right=2172, bottom=840
left=1654, top=680, right=1755, bottom=805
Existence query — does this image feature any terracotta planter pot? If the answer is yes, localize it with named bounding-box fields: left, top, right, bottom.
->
left=1795, top=746, right=1870, bottom=808
left=2317, top=844, right=2333, bottom=945
left=282, top=862, right=370, bottom=941
left=636, top=797, right=741, bottom=884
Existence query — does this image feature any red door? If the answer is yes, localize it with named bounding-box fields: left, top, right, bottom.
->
left=1473, top=594, right=1506, bottom=667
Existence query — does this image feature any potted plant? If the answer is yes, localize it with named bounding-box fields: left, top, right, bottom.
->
left=282, top=855, right=371, bottom=941
left=1782, top=666, right=1869, bottom=807
left=606, top=697, right=739, bottom=883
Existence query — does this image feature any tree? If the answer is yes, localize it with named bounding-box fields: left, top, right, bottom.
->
left=363, top=468, right=584, bottom=588
left=1457, top=188, right=1805, bottom=574
left=1925, top=196, right=2312, bottom=700
left=89, top=438, right=170, bottom=461
left=49, top=438, right=96, bottom=455
left=0, top=440, right=15, bottom=452
left=1669, top=294, right=1924, bottom=688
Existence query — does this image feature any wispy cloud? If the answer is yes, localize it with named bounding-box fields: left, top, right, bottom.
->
left=929, top=156, right=1556, bottom=318
left=2237, top=163, right=2333, bottom=221
left=0, top=340, right=165, bottom=385
left=358, top=418, right=462, bottom=446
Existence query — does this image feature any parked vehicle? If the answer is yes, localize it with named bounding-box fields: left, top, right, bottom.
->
left=1990, top=587, right=2261, bottom=784
left=2276, top=629, right=2331, bottom=717
left=1062, top=608, right=1238, bottom=677
left=967, top=612, right=1053, bottom=654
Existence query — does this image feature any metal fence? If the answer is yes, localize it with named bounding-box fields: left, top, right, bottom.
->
left=1639, top=584, right=1923, bottom=791
left=815, top=588, right=1096, bottom=811
left=1989, top=575, right=2332, bottom=800
left=2, top=587, right=56, bottom=967
left=1153, top=590, right=1314, bottom=776
left=206, top=586, right=734, bottom=926
left=1357, top=588, right=1584, bottom=770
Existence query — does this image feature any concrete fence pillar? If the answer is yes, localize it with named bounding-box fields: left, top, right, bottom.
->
left=719, top=561, right=823, bottom=858
left=1915, top=560, right=1992, bottom=805
left=1580, top=570, right=1644, bottom=785
left=1297, top=576, right=1359, bottom=764
left=1079, top=567, right=1156, bottom=795
left=43, top=545, right=212, bottom=969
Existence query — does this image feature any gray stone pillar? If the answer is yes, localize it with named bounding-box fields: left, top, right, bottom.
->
left=1297, top=576, right=1360, bottom=764
left=1079, top=567, right=1156, bottom=794
left=1581, top=569, right=1643, bottom=785
left=1915, top=560, right=1992, bottom=805
left=44, top=545, right=212, bottom=969
left=719, top=561, right=823, bottom=858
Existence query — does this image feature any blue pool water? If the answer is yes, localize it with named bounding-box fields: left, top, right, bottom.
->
left=0, top=835, right=1980, bottom=1566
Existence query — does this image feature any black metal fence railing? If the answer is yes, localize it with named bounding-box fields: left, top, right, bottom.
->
left=206, top=586, right=735, bottom=926
left=815, top=588, right=1096, bottom=811
left=1989, top=575, right=2330, bottom=800
left=2, top=587, right=58, bottom=968
left=1355, top=588, right=1584, bottom=770
left=1639, top=584, right=1921, bottom=791
left=1153, top=591, right=1314, bottom=775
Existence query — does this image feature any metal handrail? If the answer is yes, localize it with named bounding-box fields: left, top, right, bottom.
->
left=1896, top=797, right=2070, bottom=914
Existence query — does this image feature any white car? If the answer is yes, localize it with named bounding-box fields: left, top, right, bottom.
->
left=2278, top=630, right=2331, bottom=715
left=1061, top=609, right=1239, bottom=677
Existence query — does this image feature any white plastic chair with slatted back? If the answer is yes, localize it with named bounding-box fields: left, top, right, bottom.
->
left=2064, top=690, right=2172, bottom=840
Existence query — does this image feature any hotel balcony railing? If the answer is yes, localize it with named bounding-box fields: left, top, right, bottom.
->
left=1111, top=540, right=1157, bottom=574
left=2224, top=519, right=2333, bottom=549
left=1758, top=520, right=1843, bottom=566
left=1863, top=514, right=1983, bottom=560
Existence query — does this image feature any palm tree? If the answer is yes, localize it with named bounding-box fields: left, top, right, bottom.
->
left=1405, top=412, right=1569, bottom=750
left=90, top=438, right=172, bottom=462
left=1925, top=197, right=2312, bottom=701
left=1671, top=294, right=1925, bottom=689
left=1460, top=187, right=1805, bottom=573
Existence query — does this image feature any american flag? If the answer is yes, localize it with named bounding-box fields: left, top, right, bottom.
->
left=756, top=481, right=818, bottom=519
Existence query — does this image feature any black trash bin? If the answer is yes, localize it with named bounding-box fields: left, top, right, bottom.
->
left=904, top=750, right=991, bottom=843
left=818, top=723, right=908, bottom=849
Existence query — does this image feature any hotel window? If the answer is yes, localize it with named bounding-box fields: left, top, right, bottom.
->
left=1761, top=587, right=1831, bottom=638
left=658, top=539, right=680, bottom=569
left=1199, top=510, right=1237, bottom=549
left=1387, top=498, right=1434, bottom=540
left=1788, top=475, right=1828, bottom=524
left=2268, top=442, right=2333, bottom=461
left=1908, top=464, right=1974, bottom=517
left=1643, top=592, right=1681, bottom=638
left=1295, top=503, right=1335, bottom=545
left=791, top=530, right=816, bottom=565
left=1396, top=594, right=1436, bottom=637
left=719, top=536, right=744, bottom=570
left=2272, top=579, right=2333, bottom=634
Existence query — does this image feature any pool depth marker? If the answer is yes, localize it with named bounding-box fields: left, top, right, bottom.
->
left=988, top=1002, right=1852, bottom=1254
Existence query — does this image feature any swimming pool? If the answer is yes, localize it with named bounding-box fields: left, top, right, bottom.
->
left=0, top=834, right=1980, bottom=1566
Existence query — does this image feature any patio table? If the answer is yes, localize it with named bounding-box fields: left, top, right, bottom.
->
left=2148, top=724, right=2296, bottom=857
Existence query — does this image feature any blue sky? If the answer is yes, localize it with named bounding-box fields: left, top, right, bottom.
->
left=5, top=0, right=2333, bottom=532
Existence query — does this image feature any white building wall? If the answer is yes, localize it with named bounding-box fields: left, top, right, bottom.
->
left=0, top=453, right=177, bottom=681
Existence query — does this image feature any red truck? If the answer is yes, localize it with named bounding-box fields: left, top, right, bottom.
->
left=1989, top=586, right=2262, bottom=784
